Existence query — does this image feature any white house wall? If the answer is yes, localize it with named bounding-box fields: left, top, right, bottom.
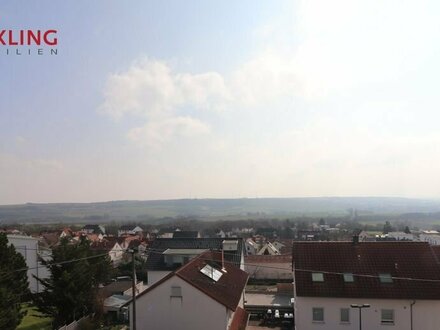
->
left=131, top=276, right=229, bottom=330
left=7, top=235, right=50, bottom=293
left=295, top=296, right=440, bottom=330
left=109, top=243, right=124, bottom=266
left=147, top=270, right=172, bottom=286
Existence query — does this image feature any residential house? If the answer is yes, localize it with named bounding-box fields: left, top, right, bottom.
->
left=419, top=233, right=440, bottom=245
left=358, top=230, right=377, bottom=242
left=257, top=242, right=280, bottom=255
left=81, top=224, right=106, bottom=235
left=7, top=234, right=50, bottom=293
left=271, top=240, right=285, bottom=252
left=232, top=227, right=254, bottom=236
left=59, top=227, right=73, bottom=239
left=1, top=228, right=23, bottom=235
left=75, top=232, right=104, bottom=243
left=386, top=231, right=415, bottom=241
left=91, top=238, right=124, bottom=266
left=157, top=228, right=181, bottom=238
left=296, top=229, right=320, bottom=241
left=146, top=238, right=244, bottom=286
left=126, top=251, right=249, bottom=330
left=245, top=238, right=259, bottom=255
left=118, top=235, right=141, bottom=250
left=421, top=230, right=439, bottom=234
left=215, top=229, right=226, bottom=238
left=100, top=279, right=145, bottom=323
left=40, top=231, right=61, bottom=248
left=271, top=239, right=293, bottom=255
left=118, top=225, right=143, bottom=237
left=292, top=239, right=440, bottom=330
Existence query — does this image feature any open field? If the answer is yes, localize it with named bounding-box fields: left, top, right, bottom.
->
left=2, top=197, right=440, bottom=224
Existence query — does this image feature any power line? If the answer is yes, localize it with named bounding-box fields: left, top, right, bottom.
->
left=5, top=244, right=440, bottom=284
left=0, top=252, right=109, bottom=278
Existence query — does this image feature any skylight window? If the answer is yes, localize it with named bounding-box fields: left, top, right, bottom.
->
left=379, top=273, right=393, bottom=283
left=343, top=273, right=354, bottom=283
left=200, top=264, right=223, bottom=282
left=312, top=272, right=324, bottom=282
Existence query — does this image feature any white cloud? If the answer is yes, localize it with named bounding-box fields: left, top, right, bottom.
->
left=99, top=52, right=307, bottom=148
left=99, top=58, right=229, bottom=148
left=127, top=116, right=210, bottom=148
left=95, top=0, right=440, bottom=198
left=100, top=58, right=230, bottom=120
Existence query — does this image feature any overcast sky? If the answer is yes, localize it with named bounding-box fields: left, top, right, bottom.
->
left=1, top=0, right=440, bottom=204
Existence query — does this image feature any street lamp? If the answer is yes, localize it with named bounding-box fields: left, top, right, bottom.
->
left=350, top=304, right=370, bottom=330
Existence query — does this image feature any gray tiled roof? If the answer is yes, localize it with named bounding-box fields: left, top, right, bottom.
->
left=172, top=231, right=199, bottom=238
left=146, top=238, right=244, bottom=271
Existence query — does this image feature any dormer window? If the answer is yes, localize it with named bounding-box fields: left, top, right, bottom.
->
left=343, top=273, right=354, bottom=283
left=312, top=272, right=324, bottom=282
left=379, top=273, right=393, bottom=283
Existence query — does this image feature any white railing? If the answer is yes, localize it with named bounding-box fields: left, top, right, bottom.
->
left=58, top=315, right=91, bottom=330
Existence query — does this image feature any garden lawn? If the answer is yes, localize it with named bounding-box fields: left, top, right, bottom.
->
left=17, top=304, right=52, bottom=330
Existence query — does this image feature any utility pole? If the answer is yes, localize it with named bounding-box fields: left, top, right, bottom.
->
left=129, top=248, right=137, bottom=330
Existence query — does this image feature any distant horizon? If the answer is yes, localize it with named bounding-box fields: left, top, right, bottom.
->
left=2, top=195, right=440, bottom=207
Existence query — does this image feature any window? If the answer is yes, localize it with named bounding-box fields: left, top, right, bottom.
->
left=171, top=286, right=182, bottom=297
left=379, top=273, right=393, bottom=283
left=312, top=307, right=324, bottom=322
left=343, top=273, right=354, bottom=282
left=312, top=272, right=324, bottom=282
left=381, top=309, right=394, bottom=324
left=340, top=308, right=350, bottom=323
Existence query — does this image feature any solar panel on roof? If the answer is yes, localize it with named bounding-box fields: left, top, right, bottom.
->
left=200, top=264, right=223, bottom=282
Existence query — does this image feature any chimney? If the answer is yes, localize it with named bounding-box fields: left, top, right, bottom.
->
left=221, top=248, right=227, bottom=273
left=352, top=235, right=359, bottom=245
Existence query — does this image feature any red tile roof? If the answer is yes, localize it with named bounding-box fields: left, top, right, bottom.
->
left=134, top=251, right=249, bottom=311
left=293, top=241, right=440, bottom=299
left=229, top=307, right=249, bottom=330
left=90, top=237, right=121, bottom=251
left=176, top=251, right=249, bottom=311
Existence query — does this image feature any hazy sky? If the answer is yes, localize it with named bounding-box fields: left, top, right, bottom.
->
left=1, top=0, right=440, bottom=204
